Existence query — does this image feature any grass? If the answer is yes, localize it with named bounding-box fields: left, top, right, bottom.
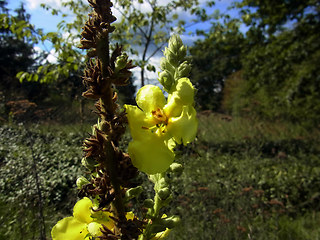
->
left=0, top=113, right=319, bottom=239
left=166, top=113, right=320, bottom=240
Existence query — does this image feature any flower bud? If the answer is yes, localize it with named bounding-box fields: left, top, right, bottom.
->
left=158, top=187, right=170, bottom=200
left=115, top=53, right=128, bottom=72
left=178, top=45, right=187, bottom=59
left=125, top=186, right=143, bottom=200
left=168, top=35, right=183, bottom=53
left=158, top=177, right=168, bottom=189
left=87, top=222, right=103, bottom=237
left=143, top=199, right=154, bottom=208
left=176, top=61, right=191, bottom=79
left=159, top=216, right=181, bottom=229
left=160, top=57, right=175, bottom=73
left=158, top=70, right=174, bottom=91
left=164, top=48, right=179, bottom=67
left=160, top=57, right=167, bottom=70
left=169, top=163, right=183, bottom=176
left=76, top=176, right=90, bottom=189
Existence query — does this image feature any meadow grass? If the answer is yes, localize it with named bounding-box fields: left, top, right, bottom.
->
left=0, top=113, right=319, bottom=239
left=166, top=113, right=320, bottom=240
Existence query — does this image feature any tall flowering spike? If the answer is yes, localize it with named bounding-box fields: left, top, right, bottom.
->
left=62, top=0, right=140, bottom=238
left=125, top=35, right=198, bottom=175
left=159, top=35, right=192, bottom=93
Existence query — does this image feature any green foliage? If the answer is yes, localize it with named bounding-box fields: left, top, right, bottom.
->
left=0, top=1, right=38, bottom=99
left=234, top=0, right=319, bottom=36
left=190, top=17, right=244, bottom=110
left=111, top=0, right=204, bottom=86
left=14, top=0, right=87, bottom=87
left=166, top=114, right=320, bottom=239
left=1, top=115, right=319, bottom=239
left=0, top=124, right=88, bottom=239
left=239, top=14, right=320, bottom=125
left=16, top=0, right=204, bottom=88
left=191, top=0, right=320, bottom=126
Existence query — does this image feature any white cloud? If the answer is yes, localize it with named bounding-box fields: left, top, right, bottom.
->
left=33, top=46, right=58, bottom=64
left=26, top=0, right=62, bottom=10
left=46, top=49, right=59, bottom=63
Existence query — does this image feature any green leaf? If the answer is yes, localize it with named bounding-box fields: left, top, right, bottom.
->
left=172, top=14, right=179, bottom=20
left=147, top=64, right=156, bottom=72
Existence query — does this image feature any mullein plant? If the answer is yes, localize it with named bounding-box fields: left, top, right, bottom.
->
left=51, top=0, right=197, bottom=239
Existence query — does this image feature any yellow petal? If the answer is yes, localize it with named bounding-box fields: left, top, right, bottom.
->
left=93, top=211, right=115, bottom=230
left=51, top=216, right=88, bottom=240
left=87, top=222, right=103, bottom=237
left=165, top=78, right=195, bottom=118
left=126, top=211, right=135, bottom=220
left=136, top=85, right=166, bottom=114
left=163, top=97, right=183, bottom=119
left=124, top=105, right=155, bottom=140
left=73, top=197, right=93, bottom=224
left=171, top=78, right=195, bottom=104
left=166, top=138, right=176, bottom=152
left=128, top=138, right=175, bottom=174
left=167, top=105, right=198, bottom=145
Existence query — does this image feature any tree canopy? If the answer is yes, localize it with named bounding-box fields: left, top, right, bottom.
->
left=2, top=0, right=320, bottom=126
left=190, top=0, right=320, bottom=125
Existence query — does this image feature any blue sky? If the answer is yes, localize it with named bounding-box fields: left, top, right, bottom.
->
left=6, top=0, right=242, bottom=85
left=7, top=0, right=64, bottom=32
left=7, top=0, right=241, bottom=37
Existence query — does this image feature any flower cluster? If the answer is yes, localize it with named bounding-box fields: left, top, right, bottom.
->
left=125, top=35, right=198, bottom=175
left=125, top=78, right=197, bottom=174
left=52, top=197, right=113, bottom=239
left=51, top=197, right=135, bottom=240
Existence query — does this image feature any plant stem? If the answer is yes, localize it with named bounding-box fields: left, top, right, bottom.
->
left=96, top=30, right=126, bottom=222
left=141, top=173, right=166, bottom=240
left=28, top=131, right=46, bottom=240
left=103, top=140, right=126, bottom=221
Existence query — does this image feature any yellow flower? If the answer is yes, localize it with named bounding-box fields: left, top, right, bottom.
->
left=125, top=77, right=197, bottom=174
left=51, top=197, right=114, bottom=240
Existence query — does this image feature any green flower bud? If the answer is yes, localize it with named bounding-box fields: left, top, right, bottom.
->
left=76, top=176, right=90, bottom=189
left=159, top=216, right=181, bottom=229
left=169, top=163, right=183, bottom=176
left=158, top=70, right=174, bottom=91
left=81, top=157, right=97, bottom=171
left=115, top=53, right=128, bottom=72
left=177, top=45, right=187, bottom=59
left=164, top=48, right=179, bottom=67
left=125, top=186, right=143, bottom=200
left=160, top=57, right=167, bottom=70
left=168, top=35, right=183, bottom=53
left=176, top=61, right=191, bottom=79
left=158, top=187, right=170, bottom=200
left=160, top=57, right=175, bottom=73
left=158, top=177, right=168, bottom=189
left=143, top=199, right=154, bottom=208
